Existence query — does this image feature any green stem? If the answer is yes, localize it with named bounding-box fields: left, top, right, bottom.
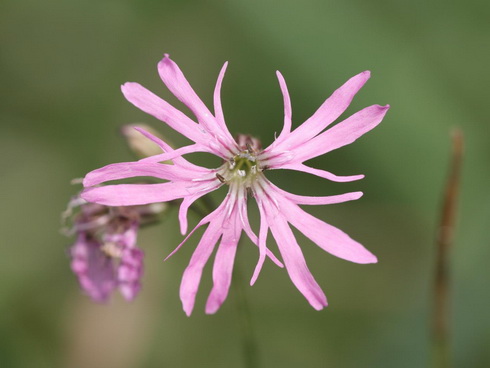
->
left=233, top=263, right=259, bottom=368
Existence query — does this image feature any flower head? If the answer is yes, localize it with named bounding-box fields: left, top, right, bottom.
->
left=81, top=54, right=389, bottom=314
left=64, top=197, right=163, bottom=302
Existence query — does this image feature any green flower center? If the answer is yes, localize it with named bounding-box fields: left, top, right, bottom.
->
left=216, top=134, right=264, bottom=187
left=217, top=150, right=263, bottom=187
left=231, top=152, right=257, bottom=177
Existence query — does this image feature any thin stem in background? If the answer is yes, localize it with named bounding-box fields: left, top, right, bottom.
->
left=233, top=263, right=259, bottom=368
left=432, top=129, right=464, bottom=368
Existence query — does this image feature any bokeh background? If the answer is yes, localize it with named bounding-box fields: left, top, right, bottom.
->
left=1, top=0, right=489, bottom=367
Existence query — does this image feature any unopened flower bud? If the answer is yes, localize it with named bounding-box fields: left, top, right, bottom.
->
left=121, top=123, right=172, bottom=159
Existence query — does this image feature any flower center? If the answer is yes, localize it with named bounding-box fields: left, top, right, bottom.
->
left=216, top=134, right=264, bottom=187
left=232, top=152, right=257, bottom=177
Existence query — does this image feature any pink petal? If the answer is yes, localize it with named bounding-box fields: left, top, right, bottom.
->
left=236, top=191, right=257, bottom=244
left=270, top=182, right=363, bottom=205
left=293, top=104, right=390, bottom=162
left=278, top=195, right=377, bottom=264
left=275, top=71, right=371, bottom=151
left=165, top=199, right=227, bottom=261
left=258, top=150, right=296, bottom=168
left=83, top=162, right=201, bottom=187
left=250, top=197, right=269, bottom=285
left=118, top=247, right=144, bottom=301
left=277, top=163, right=364, bottom=182
left=213, top=62, right=236, bottom=146
left=205, top=209, right=241, bottom=314
left=121, top=82, right=206, bottom=145
left=266, top=208, right=327, bottom=310
left=71, top=235, right=117, bottom=302
left=236, top=192, right=284, bottom=269
left=81, top=182, right=199, bottom=206
left=213, top=62, right=227, bottom=126
left=274, top=71, right=292, bottom=142
left=180, top=218, right=223, bottom=316
left=158, top=55, right=236, bottom=152
left=178, top=181, right=222, bottom=235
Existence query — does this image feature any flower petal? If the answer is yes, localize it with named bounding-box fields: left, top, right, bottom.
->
left=83, top=161, right=200, bottom=187
left=178, top=181, right=222, bottom=235
left=274, top=71, right=371, bottom=151
left=213, top=62, right=236, bottom=146
left=180, top=218, right=223, bottom=316
left=205, top=209, right=241, bottom=314
left=165, top=198, right=228, bottom=261
left=250, top=197, right=269, bottom=286
left=269, top=182, right=363, bottom=205
left=71, top=234, right=117, bottom=302
left=274, top=71, right=292, bottom=142
left=213, top=62, right=227, bottom=126
left=276, top=163, right=364, bottom=182
left=278, top=196, right=377, bottom=264
left=236, top=190, right=284, bottom=269
left=158, top=55, right=236, bottom=153
left=266, top=207, right=327, bottom=310
left=121, top=82, right=206, bottom=145
left=118, top=247, right=144, bottom=301
left=81, top=182, right=200, bottom=206
left=293, top=104, right=390, bottom=162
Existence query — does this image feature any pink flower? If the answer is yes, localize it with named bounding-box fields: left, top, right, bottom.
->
left=81, top=54, right=389, bottom=315
left=67, top=201, right=148, bottom=302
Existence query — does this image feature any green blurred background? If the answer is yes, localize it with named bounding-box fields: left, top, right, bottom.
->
left=1, top=0, right=489, bottom=367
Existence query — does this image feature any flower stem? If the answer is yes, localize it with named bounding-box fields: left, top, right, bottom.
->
left=233, top=262, right=259, bottom=368
left=431, top=129, right=463, bottom=368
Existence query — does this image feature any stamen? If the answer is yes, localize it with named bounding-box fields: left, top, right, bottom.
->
left=216, top=173, right=226, bottom=183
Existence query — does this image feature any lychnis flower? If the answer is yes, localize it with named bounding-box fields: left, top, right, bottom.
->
left=82, top=54, right=389, bottom=315
left=64, top=197, right=164, bottom=302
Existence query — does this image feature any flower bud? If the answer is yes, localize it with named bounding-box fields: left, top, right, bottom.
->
left=121, top=123, right=171, bottom=159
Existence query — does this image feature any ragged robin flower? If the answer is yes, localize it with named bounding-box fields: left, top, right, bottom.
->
left=81, top=54, right=389, bottom=315
left=63, top=197, right=164, bottom=302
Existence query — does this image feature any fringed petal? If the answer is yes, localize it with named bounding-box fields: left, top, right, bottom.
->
left=83, top=161, right=201, bottom=187
left=274, top=162, right=364, bottom=182
left=250, top=197, right=270, bottom=285
left=205, top=208, right=241, bottom=314
left=267, top=210, right=327, bottom=310
left=180, top=218, right=223, bottom=316
left=293, top=105, right=390, bottom=162
left=277, top=194, right=377, bottom=264
left=158, top=55, right=236, bottom=155
left=178, top=180, right=222, bottom=235
left=271, top=71, right=371, bottom=153
left=81, top=182, right=199, bottom=206
left=269, top=182, right=363, bottom=205
left=121, top=82, right=206, bottom=144
left=274, top=71, right=292, bottom=143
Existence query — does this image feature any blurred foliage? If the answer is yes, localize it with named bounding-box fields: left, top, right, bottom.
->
left=1, top=0, right=489, bottom=367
